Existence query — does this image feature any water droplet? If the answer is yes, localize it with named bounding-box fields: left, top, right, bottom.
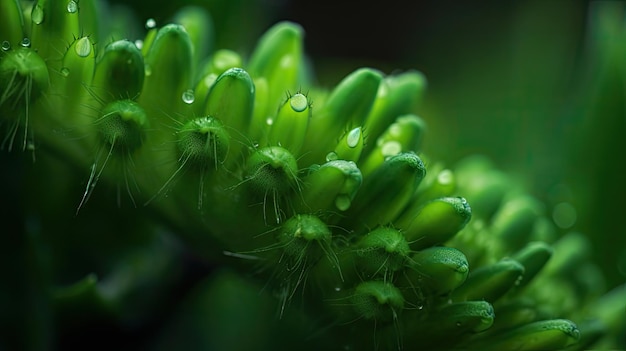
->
left=417, top=305, right=424, bottom=310
left=335, top=195, right=351, bottom=211
left=32, top=5, right=44, bottom=25
left=265, top=117, right=273, bottom=126
left=325, top=151, right=338, bottom=162
left=1, top=41, right=10, bottom=51
left=145, top=18, right=157, bottom=29
left=67, top=0, right=78, bottom=13
left=182, top=89, right=195, bottom=104
left=552, top=202, right=577, bottom=229
left=74, top=37, right=91, bottom=57
left=20, top=38, right=31, bottom=48
left=334, top=286, right=342, bottom=292
left=144, top=64, right=152, bottom=76
left=61, top=67, right=70, bottom=77
left=346, top=127, right=361, bottom=148
left=289, top=93, right=308, bottom=112
left=455, top=322, right=462, bottom=327
left=134, top=39, right=143, bottom=49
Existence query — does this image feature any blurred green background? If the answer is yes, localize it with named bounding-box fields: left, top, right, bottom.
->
left=110, top=0, right=626, bottom=289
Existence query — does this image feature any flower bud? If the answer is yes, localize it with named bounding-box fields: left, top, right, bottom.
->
left=93, top=40, right=144, bottom=102
left=297, top=159, right=361, bottom=214
left=396, top=196, right=472, bottom=250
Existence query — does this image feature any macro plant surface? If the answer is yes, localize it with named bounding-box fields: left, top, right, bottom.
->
left=1, top=1, right=625, bottom=350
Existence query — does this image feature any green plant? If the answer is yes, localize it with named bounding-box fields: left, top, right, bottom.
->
left=1, top=1, right=624, bottom=350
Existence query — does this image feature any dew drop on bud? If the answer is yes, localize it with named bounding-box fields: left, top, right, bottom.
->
left=20, top=38, right=31, bottom=48
left=67, top=0, right=78, bottom=13
left=61, top=67, right=70, bottom=77
left=347, top=127, right=361, bottom=148
left=1, top=41, right=10, bottom=51
left=144, top=64, right=152, bottom=76
left=145, top=18, right=157, bottom=30
left=182, top=89, right=195, bottom=104
left=325, top=151, right=338, bottom=162
left=32, top=6, right=44, bottom=25
left=134, top=40, right=143, bottom=49
left=74, top=37, right=91, bottom=57
left=289, top=93, right=308, bottom=112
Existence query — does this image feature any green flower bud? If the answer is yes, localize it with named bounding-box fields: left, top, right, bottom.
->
left=177, top=116, right=230, bottom=171
left=97, top=99, right=147, bottom=154
left=297, top=159, right=362, bottom=214
left=1, top=45, right=49, bottom=106
left=277, top=214, right=332, bottom=258
left=92, top=40, right=144, bottom=102
left=363, top=70, right=426, bottom=155
left=0, top=0, right=24, bottom=47
left=436, top=300, right=495, bottom=333
left=141, top=24, right=193, bottom=113
left=204, top=67, right=254, bottom=163
left=408, top=246, right=469, bottom=295
left=344, top=152, right=426, bottom=231
left=452, top=258, right=525, bottom=303
left=491, top=195, right=544, bottom=251
left=360, top=114, right=426, bottom=177
left=406, top=301, right=494, bottom=345
left=270, top=214, right=338, bottom=316
left=0, top=44, right=49, bottom=150
left=485, top=298, right=539, bottom=334
left=268, top=92, right=310, bottom=155
left=302, top=68, right=382, bottom=164
left=510, top=241, right=553, bottom=289
left=396, top=197, right=472, bottom=250
left=248, top=21, right=304, bottom=111
left=479, top=319, right=579, bottom=351
left=244, top=146, right=299, bottom=223
left=350, top=280, right=404, bottom=323
left=354, top=227, right=411, bottom=279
